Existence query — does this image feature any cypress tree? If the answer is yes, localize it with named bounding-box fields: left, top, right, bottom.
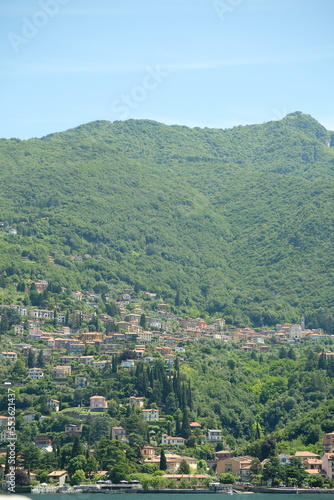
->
left=27, top=349, right=36, bottom=368
left=140, top=314, right=146, bottom=329
left=37, top=349, right=45, bottom=368
left=255, top=421, right=261, bottom=440
left=187, top=380, right=193, bottom=410
left=175, top=414, right=181, bottom=436
left=181, top=407, right=191, bottom=439
left=0, top=309, right=9, bottom=335
left=287, top=347, right=296, bottom=360
left=71, top=436, right=83, bottom=458
left=53, top=309, right=57, bottom=327
left=159, top=449, right=167, bottom=470
left=318, top=352, right=327, bottom=370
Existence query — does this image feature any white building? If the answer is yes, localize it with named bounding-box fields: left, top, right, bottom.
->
left=28, top=367, right=44, bottom=379
left=13, top=324, right=24, bottom=335
left=0, top=352, right=17, bottom=362
left=121, top=359, right=135, bottom=368
left=75, top=376, right=89, bottom=388
left=47, top=399, right=60, bottom=412
left=142, top=409, right=159, bottom=421
left=207, top=429, right=223, bottom=441
left=29, top=309, right=54, bottom=319
left=161, top=434, right=185, bottom=446
left=129, top=396, right=145, bottom=408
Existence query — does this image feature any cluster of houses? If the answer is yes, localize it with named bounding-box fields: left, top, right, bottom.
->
left=1, top=285, right=334, bottom=490
left=5, top=434, right=334, bottom=489
left=0, top=281, right=329, bottom=357
left=214, top=438, right=334, bottom=481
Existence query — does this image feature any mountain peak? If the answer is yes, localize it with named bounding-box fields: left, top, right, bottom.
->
left=281, top=111, right=329, bottom=143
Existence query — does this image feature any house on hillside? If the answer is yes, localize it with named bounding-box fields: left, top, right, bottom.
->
left=112, top=426, right=127, bottom=441
left=13, top=324, right=24, bottom=335
left=129, top=396, right=145, bottom=408
left=28, top=367, right=44, bottom=379
left=322, top=453, right=334, bottom=479
left=0, top=416, right=9, bottom=429
left=47, top=399, right=60, bottom=412
left=0, top=352, right=17, bottom=362
left=79, top=356, right=94, bottom=365
left=323, top=432, right=334, bottom=453
left=207, top=429, right=223, bottom=441
left=90, top=395, right=108, bottom=409
left=216, top=456, right=255, bottom=478
left=294, top=451, right=320, bottom=462
left=29, top=309, right=54, bottom=319
left=212, top=450, right=231, bottom=461
left=121, top=359, right=135, bottom=368
left=51, top=366, right=71, bottom=378
left=47, top=471, right=69, bottom=487
left=75, top=376, right=89, bottom=388
left=79, top=331, right=103, bottom=342
left=22, top=413, right=36, bottom=422
left=141, top=446, right=156, bottom=457
left=144, top=453, right=197, bottom=472
left=142, top=409, right=159, bottom=421
left=278, top=453, right=291, bottom=464
left=161, top=434, right=185, bottom=446
left=35, top=435, right=53, bottom=451
left=65, top=424, right=83, bottom=435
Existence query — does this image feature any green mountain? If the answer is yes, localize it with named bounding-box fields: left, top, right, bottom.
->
left=1, top=111, right=334, bottom=327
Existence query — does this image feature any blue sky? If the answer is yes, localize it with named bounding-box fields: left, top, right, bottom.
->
left=1, top=0, right=333, bottom=139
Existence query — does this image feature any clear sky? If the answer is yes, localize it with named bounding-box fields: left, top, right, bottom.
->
left=1, top=0, right=333, bottom=139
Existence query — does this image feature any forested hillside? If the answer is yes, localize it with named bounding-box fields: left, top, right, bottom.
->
left=1, top=111, right=334, bottom=328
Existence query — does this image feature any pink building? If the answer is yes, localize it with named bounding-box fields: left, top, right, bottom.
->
left=90, top=395, right=108, bottom=409
left=323, top=433, right=334, bottom=453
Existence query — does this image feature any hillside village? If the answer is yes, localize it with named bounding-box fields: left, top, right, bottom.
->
left=1, top=281, right=334, bottom=492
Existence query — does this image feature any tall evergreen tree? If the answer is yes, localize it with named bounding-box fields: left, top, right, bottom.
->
left=187, top=380, right=193, bottom=410
left=27, top=349, right=36, bottom=368
left=287, top=347, right=296, bottom=360
left=159, top=449, right=167, bottom=471
left=37, top=349, right=45, bottom=368
left=140, top=314, right=146, bottom=329
left=175, top=413, right=181, bottom=436
left=318, top=352, right=327, bottom=370
left=178, top=459, right=190, bottom=474
left=4, top=448, right=9, bottom=474
left=181, top=407, right=191, bottom=439
left=0, top=308, right=9, bottom=335
left=71, top=436, right=83, bottom=458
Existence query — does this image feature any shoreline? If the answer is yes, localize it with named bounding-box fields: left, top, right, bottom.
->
left=27, top=487, right=334, bottom=495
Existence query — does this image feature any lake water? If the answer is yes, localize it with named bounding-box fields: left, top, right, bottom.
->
left=23, top=493, right=334, bottom=500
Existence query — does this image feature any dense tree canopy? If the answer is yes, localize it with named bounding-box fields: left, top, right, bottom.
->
left=0, top=113, right=334, bottom=325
